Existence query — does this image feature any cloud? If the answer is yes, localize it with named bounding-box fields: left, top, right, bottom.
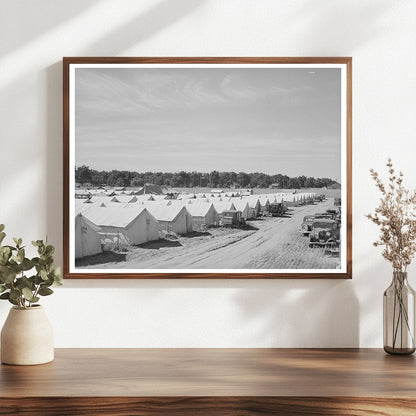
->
left=75, top=66, right=342, bottom=178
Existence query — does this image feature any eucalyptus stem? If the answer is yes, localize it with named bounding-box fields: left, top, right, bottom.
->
left=0, top=225, right=62, bottom=309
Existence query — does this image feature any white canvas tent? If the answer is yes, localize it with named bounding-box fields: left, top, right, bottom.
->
left=150, top=195, right=169, bottom=201
left=134, top=183, right=174, bottom=195
left=75, top=199, right=107, bottom=215
left=141, top=202, right=193, bottom=235
left=272, top=193, right=286, bottom=203
left=83, top=206, right=159, bottom=245
left=258, top=196, right=270, bottom=213
left=207, top=197, right=223, bottom=203
left=229, top=199, right=250, bottom=220
left=188, top=198, right=210, bottom=204
left=211, top=200, right=236, bottom=214
left=166, top=199, right=192, bottom=207
left=246, top=197, right=261, bottom=218
left=265, top=194, right=277, bottom=204
left=186, top=203, right=219, bottom=228
left=134, top=195, right=156, bottom=202
left=75, top=214, right=102, bottom=259
left=111, top=195, right=138, bottom=204
left=281, top=193, right=298, bottom=206
left=75, top=199, right=90, bottom=214
left=88, top=195, right=114, bottom=205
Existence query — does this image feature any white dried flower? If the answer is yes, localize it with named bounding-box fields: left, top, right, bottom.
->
left=367, top=160, right=416, bottom=272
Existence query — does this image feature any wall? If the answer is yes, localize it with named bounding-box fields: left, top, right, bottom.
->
left=1, top=0, right=415, bottom=347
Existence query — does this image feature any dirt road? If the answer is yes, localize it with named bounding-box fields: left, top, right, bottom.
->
left=77, top=199, right=340, bottom=270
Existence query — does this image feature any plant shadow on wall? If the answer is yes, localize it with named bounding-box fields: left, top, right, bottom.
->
left=233, top=280, right=359, bottom=347
left=61, top=276, right=359, bottom=348
left=44, top=0, right=205, bottom=265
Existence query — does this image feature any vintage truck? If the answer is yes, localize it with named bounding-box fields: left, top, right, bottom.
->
left=314, top=194, right=326, bottom=202
left=268, top=202, right=288, bottom=217
left=309, top=219, right=340, bottom=248
left=220, top=210, right=245, bottom=227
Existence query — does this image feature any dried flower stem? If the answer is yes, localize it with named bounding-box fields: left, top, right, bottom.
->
left=368, top=160, right=416, bottom=352
left=366, top=159, right=416, bottom=272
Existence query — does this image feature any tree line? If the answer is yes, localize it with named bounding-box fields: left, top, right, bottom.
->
left=75, top=165, right=337, bottom=189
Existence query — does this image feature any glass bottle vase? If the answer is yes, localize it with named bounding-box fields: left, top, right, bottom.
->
left=383, top=271, right=415, bottom=355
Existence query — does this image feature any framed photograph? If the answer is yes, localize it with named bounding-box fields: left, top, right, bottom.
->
left=63, top=57, right=352, bottom=279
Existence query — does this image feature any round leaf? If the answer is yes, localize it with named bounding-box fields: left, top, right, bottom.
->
left=38, top=287, right=54, bottom=296
left=9, top=288, right=21, bottom=301
left=22, top=287, right=34, bottom=300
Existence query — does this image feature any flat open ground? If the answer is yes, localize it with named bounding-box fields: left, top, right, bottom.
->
left=76, top=199, right=340, bottom=270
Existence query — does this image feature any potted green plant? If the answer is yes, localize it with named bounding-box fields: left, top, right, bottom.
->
left=0, top=224, right=62, bottom=365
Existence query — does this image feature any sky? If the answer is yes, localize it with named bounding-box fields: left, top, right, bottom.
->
left=75, top=66, right=342, bottom=180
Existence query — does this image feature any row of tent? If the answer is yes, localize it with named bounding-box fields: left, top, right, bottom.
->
left=76, top=185, right=264, bottom=200
left=75, top=192, right=316, bottom=259
left=75, top=184, right=175, bottom=199
left=76, top=200, right=223, bottom=259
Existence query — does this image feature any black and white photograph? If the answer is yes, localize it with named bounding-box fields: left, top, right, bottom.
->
left=64, top=58, right=351, bottom=278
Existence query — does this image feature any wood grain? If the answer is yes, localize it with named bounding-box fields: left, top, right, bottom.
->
left=1, top=349, right=415, bottom=415
left=1, top=348, right=415, bottom=396
left=1, top=397, right=416, bottom=416
left=63, top=57, right=353, bottom=279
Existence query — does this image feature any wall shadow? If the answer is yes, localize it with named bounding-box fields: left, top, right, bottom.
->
left=289, top=0, right=393, bottom=52
left=46, top=62, right=63, bottom=264
left=45, top=0, right=205, bottom=266
left=232, top=280, right=359, bottom=347
left=81, top=0, right=205, bottom=55
left=0, top=0, right=101, bottom=57
left=6, top=0, right=397, bottom=348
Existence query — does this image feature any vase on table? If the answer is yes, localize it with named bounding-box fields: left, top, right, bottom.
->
left=1, top=305, right=54, bottom=365
left=383, top=271, right=415, bottom=355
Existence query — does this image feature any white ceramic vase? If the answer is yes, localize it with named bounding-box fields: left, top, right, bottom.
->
left=1, top=305, right=54, bottom=365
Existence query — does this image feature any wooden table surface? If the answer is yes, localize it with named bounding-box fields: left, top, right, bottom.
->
left=1, top=348, right=416, bottom=415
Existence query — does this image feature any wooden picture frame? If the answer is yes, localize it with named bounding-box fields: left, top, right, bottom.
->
left=63, top=57, right=352, bottom=279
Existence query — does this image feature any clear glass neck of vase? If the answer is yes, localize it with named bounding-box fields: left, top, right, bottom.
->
left=393, top=271, right=408, bottom=284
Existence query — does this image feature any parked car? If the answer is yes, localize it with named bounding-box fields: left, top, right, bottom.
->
left=326, top=208, right=341, bottom=221
left=220, top=210, right=245, bottom=227
left=268, top=202, right=287, bottom=217
left=301, top=215, right=317, bottom=235
left=309, top=219, right=340, bottom=247
left=314, top=212, right=334, bottom=219
left=301, top=213, right=334, bottom=236
left=334, top=197, right=341, bottom=206
left=315, top=194, right=326, bottom=202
